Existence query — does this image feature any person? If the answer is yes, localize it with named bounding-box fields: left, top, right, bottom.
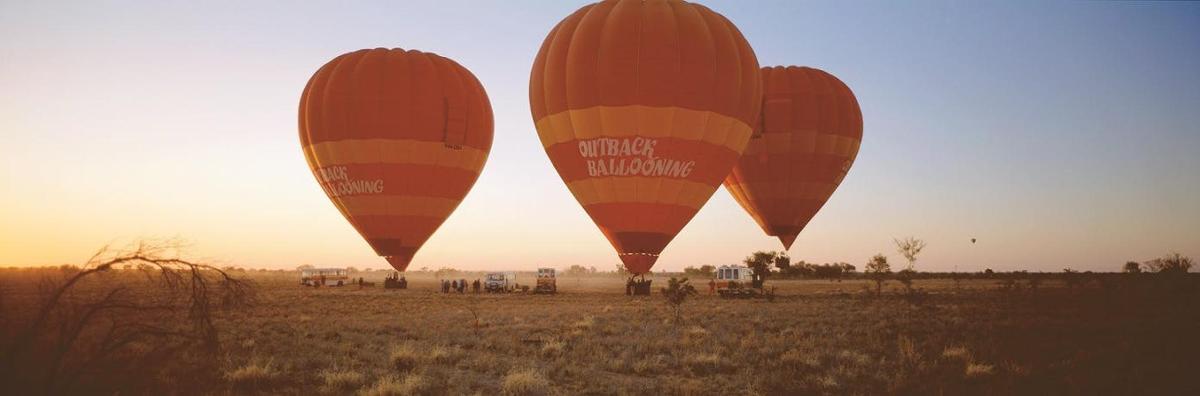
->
left=400, top=276, right=407, bottom=289
left=358, top=277, right=363, bottom=289
left=626, top=278, right=634, bottom=295
left=472, top=279, right=480, bottom=293
left=442, top=279, right=449, bottom=293
left=708, top=279, right=716, bottom=294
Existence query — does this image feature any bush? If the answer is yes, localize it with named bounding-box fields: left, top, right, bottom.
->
left=389, top=343, right=420, bottom=373
left=359, top=374, right=429, bottom=396
left=501, top=368, right=550, bottom=396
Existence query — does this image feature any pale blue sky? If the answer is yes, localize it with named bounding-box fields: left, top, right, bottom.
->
left=2, top=1, right=1197, bottom=271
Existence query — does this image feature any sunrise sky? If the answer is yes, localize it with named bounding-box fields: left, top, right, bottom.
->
left=2, top=1, right=1197, bottom=272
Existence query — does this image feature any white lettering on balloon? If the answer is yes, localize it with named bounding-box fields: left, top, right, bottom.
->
left=578, top=137, right=695, bottom=178
left=316, top=166, right=384, bottom=197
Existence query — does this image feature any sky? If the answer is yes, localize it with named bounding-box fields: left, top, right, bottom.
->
left=2, top=0, right=1198, bottom=272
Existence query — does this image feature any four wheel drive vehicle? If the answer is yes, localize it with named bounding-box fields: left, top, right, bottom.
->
left=714, top=265, right=758, bottom=297
left=300, top=268, right=350, bottom=287
left=534, top=268, right=557, bottom=293
left=484, top=272, right=517, bottom=293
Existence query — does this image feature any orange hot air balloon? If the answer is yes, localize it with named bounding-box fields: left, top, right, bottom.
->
left=299, top=48, right=492, bottom=271
left=530, top=0, right=761, bottom=275
left=724, top=66, right=863, bottom=250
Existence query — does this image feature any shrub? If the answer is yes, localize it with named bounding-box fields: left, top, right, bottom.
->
left=320, top=368, right=365, bottom=391
left=389, top=343, right=420, bottom=373
left=501, top=368, right=550, bottom=396
left=225, top=360, right=275, bottom=392
left=965, top=362, right=994, bottom=378
left=660, top=277, right=697, bottom=324
left=683, top=352, right=724, bottom=375
left=359, top=374, right=429, bottom=396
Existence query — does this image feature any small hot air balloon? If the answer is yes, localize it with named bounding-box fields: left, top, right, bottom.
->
left=724, top=66, right=862, bottom=250
left=299, top=48, right=493, bottom=271
left=530, top=0, right=761, bottom=275
left=971, top=238, right=977, bottom=244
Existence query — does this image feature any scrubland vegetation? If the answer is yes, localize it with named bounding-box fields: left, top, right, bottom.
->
left=2, top=251, right=1198, bottom=395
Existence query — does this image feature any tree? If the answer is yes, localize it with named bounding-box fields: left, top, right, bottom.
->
left=1123, top=261, right=1142, bottom=274
left=296, top=264, right=314, bottom=271
left=893, top=237, right=926, bottom=271
left=615, top=264, right=629, bottom=277
left=743, top=251, right=778, bottom=288
left=1145, top=252, right=1193, bottom=274
left=865, top=254, right=891, bottom=296
left=683, top=265, right=715, bottom=278
left=660, top=277, right=697, bottom=325
left=774, top=253, right=792, bottom=272
left=0, top=241, right=254, bottom=395
left=564, top=265, right=591, bottom=276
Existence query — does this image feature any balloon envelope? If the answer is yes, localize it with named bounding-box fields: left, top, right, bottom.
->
left=530, top=0, right=761, bottom=274
left=724, top=66, right=862, bottom=250
left=299, top=48, right=493, bottom=271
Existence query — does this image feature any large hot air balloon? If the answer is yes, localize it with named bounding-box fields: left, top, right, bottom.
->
left=724, top=66, right=862, bottom=250
left=530, top=0, right=761, bottom=275
left=299, top=48, right=492, bottom=271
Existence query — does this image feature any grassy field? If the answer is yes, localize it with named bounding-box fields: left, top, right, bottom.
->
left=2, top=268, right=1198, bottom=395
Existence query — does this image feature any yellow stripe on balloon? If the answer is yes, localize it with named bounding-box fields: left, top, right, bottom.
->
left=534, top=105, right=754, bottom=153
left=744, top=133, right=862, bottom=157
left=722, top=181, right=840, bottom=201
left=337, top=195, right=462, bottom=217
left=303, top=139, right=488, bottom=171
left=565, top=177, right=717, bottom=209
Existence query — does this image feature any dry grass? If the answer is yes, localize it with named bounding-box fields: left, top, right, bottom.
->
left=389, top=343, right=421, bottom=373
left=3, top=270, right=1199, bottom=394
left=224, top=360, right=275, bottom=391
left=501, top=368, right=550, bottom=396
left=359, top=374, right=429, bottom=396
left=965, top=362, right=995, bottom=378
left=320, top=368, right=366, bottom=391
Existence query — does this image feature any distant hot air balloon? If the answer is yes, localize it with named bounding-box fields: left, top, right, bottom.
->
left=299, top=48, right=493, bottom=271
left=724, top=66, right=862, bottom=250
left=530, top=0, right=762, bottom=275
left=971, top=238, right=977, bottom=244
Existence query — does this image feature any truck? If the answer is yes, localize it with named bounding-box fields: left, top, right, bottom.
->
left=714, top=264, right=757, bottom=297
left=484, top=272, right=517, bottom=293
left=534, top=268, right=557, bottom=294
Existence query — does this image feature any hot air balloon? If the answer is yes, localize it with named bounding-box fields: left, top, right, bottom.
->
left=724, top=66, right=862, bottom=250
left=299, top=48, right=492, bottom=272
left=530, top=0, right=761, bottom=275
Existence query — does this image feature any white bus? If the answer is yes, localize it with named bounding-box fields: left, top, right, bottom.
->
left=300, top=268, right=350, bottom=287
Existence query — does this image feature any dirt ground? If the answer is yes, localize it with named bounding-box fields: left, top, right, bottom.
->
left=3, top=269, right=1198, bottom=395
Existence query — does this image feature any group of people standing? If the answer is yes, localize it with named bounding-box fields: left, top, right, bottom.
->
left=442, top=278, right=481, bottom=294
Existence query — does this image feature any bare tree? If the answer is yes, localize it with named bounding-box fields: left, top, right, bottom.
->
left=1145, top=252, right=1193, bottom=274
left=0, top=241, right=254, bottom=395
left=893, top=237, right=927, bottom=271
left=1123, top=261, right=1143, bottom=274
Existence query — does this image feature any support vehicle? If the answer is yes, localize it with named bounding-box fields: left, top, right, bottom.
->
left=714, top=265, right=757, bottom=297
left=535, top=268, right=557, bottom=293
left=484, top=272, right=517, bottom=293
left=300, top=268, right=349, bottom=287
